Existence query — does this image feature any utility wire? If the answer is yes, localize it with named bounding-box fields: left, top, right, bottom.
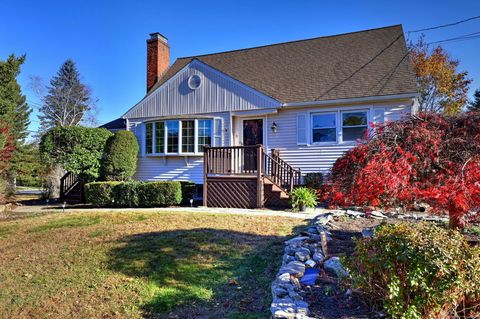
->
left=408, top=15, right=480, bottom=34
left=427, top=31, right=480, bottom=45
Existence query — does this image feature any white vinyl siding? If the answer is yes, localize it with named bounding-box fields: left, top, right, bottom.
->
left=268, top=101, right=413, bottom=175
left=124, top=59, right=280, bottom=119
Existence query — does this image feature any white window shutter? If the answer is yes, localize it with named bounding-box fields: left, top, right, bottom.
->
left=374, top=109, right=385, bottom=124
left=297, top=113, right=308, bottom=145
left=214, top=118, right=222, bottom=147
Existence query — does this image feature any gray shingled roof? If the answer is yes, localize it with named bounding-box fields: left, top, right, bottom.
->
left=148, top=25, right=417, bottom=103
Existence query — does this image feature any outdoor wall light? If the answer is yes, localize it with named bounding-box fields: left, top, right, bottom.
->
left=271, top=122, right=278, bottom=133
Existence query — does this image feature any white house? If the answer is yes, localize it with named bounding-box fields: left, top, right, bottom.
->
left=120, top=25, right=418, bottom=208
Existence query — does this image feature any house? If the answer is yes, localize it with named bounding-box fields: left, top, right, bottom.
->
left=121, top=25, right=418, bottom=209
left=99, top=118, right=126, bottom=132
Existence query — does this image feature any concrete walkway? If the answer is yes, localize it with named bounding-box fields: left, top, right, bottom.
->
left=12, top=203, right=327, bottom=219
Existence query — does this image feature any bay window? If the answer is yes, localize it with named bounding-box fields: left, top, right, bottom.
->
left=166, top=121, right=179, bottom=153
left=342, top=111, right=368, bottom=141
left=182, top=120, right=195, bottom=153
left=145, top=123, right=153, bottom=154
left=154, top=122, right=164, bottom=153
left=145, top=119, right=215, bottom=155
left=197, top=119, right=212, bottom=152
left=312, top=113, right=337, bottom=143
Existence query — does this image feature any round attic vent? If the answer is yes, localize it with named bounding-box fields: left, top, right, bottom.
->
left=188, top=74, right=202, bottom=90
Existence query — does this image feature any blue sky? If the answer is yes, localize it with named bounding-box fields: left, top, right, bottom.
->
left=1, top=0, right=479, bottom=136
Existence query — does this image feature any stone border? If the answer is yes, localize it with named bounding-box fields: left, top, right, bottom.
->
left=270, top=212, right=349, bottom=319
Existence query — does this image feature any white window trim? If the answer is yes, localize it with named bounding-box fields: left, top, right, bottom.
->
left=145, top=118, right=216, bottom=156
left=307, top=108, right=372, bottom=145
left=310, top=112, right=338, bottom=145
left=341, top=109, right=369, bottom=143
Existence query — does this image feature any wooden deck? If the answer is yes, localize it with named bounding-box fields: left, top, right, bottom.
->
left=203, top=145, right=301, bottom=209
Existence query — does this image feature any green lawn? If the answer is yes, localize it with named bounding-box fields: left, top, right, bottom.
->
left=0, top=211, right=304, bottom=319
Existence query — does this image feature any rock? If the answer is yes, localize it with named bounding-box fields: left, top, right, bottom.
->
left=300, top=268, right=319, bottom=285
left=312, top=251, right=325, bottom=263
left=323, top=257, right=349, bottom=278
left=285, top=236, right=309, bottom=246
left=273, top=310, right=295, bottom=319
left=272, top=285, right=289, bottom=298
left=294, top=300, right=310, bottom=315
left=304, top=259, right=316, bottom=268
left=370, top=210, right=387, bottom=219
left=279, top=261, right=306, bottom=277
left=413, top=201, right=431, bottom=213
left=304, top=226, right=319, bottom=235
left=315, top=214, right=332, bottom=226
left=361, top=228, right=375, bottom=238
left=294, top=248, right=311, bottom=262
left=276, top=273, right=291, bottom=284
left=283, top=254, right=296, bottom=264
left=346, top=209, right=365, bottom=218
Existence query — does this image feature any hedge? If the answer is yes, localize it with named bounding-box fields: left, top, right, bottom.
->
left=84, top=181, right=182, bottom=207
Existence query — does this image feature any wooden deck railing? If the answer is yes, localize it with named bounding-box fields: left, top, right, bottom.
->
left=60, top=171, right=84, bottom=200
left=204, top=145, right=301, bottom=193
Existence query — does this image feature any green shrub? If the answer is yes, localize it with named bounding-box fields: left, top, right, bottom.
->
left=40, top=126, right=113, bottom=181
left=84, top=181, right=182, bottom=208
left=290, top=187, right=317, bottom=211
left=346, top=223, right=480, bottom=319
left=113, top=182, right=139, bottom=207
left=304, top=172, right=323, bottom=189
left=100, top=131, right=139, bottom=181
left=179, top=181, right=195, bottom=205
left=84, top=181, right=121, bottom=206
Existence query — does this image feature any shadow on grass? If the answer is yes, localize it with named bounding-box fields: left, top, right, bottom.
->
left=108, top=226, right=304, bottom=319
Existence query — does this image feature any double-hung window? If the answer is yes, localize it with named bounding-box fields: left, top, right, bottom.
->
left=312, top=113, right=337, bottom=143
left=342, top=111, right=368, bottom=142
left=197, top=119, right=212, bottom=152
left=182, top=120, right=195, bottom=153
left=145, top=119, right=215, bottom=155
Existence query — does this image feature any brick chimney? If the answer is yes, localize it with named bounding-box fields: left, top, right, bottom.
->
left=146, top=32, right=170, bottom=92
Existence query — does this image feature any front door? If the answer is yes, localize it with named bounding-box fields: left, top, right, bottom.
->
left=242, top=119, right=263, bottom=172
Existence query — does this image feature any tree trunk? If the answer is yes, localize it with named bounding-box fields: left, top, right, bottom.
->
left=45, top=165, right=64, bottom=199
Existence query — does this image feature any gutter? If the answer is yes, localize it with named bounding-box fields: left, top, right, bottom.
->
left=281, top=92, right=420, bottom=108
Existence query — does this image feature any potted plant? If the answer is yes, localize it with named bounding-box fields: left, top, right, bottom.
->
left=291, top=187, right=318, bottom=212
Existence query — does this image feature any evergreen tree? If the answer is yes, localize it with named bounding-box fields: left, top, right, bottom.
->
left=39, top=59, right=93, bottom=129
left=0, top=54, right=31, bottom=144
left=467, top=88, right=480, bottom=112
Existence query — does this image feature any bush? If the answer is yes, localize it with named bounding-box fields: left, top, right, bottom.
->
left=290, top=187, right=317, bottom=211
left=40, top=126, right=113, bottom=181
left=346, top=223, right=480, bottom=319
left=321, top=112, right=480, bottom=228
left=84, top=181, right=182, bottom=208
left=304, top=172, right=323, bottom=189
left=100, top=131, right=139, bottom=181
left=84, top=181, right=121, bottom=206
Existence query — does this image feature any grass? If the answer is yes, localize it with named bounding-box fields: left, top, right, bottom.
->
left=0, top=210, right=304, bottom=319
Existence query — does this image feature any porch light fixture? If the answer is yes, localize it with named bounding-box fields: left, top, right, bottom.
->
left=271, top=122, right=278, bottom=133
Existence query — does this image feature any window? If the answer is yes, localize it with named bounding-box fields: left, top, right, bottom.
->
left=342, top=111, right=368, bottom=141
left=145, top=119, right=216, bottom=155
left=166, top=120, right=179, bottom=153
left=155, top=122, right=164, bottom=153
left=146, top=123, right=153, bottom=154
left=312, top=113, right=336, bottom=143
left=197, top=119, right=212, bottom=152
left=182, top=120, right=195, bottom=153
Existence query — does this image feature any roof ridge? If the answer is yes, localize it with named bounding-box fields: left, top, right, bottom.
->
left=177, top=24, right=403, bottom=59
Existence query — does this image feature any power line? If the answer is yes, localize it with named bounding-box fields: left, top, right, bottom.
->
left=315, top=33, right=404, bottom=100
left=408, top=15, right=480, bottom=34
left=427, top=31, right=480, bottom=45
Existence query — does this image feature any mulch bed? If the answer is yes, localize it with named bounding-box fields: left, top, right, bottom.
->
left=306, top=217, right=385, bottom=319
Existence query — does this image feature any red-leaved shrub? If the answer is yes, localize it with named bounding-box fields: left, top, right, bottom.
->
left=321, top=112, right=480, bottom=228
